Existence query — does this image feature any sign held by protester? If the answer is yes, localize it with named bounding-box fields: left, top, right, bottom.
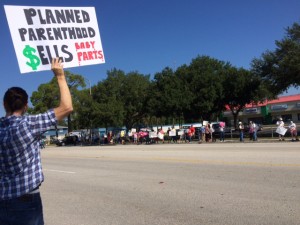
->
left=276, top=126, right=287, bottom=136
left=4, top=5, right=105, bottom=73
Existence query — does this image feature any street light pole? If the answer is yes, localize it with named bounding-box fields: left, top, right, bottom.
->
left=85, top=77, right=92, bottom=96
left=82, top=76, right=92, bottom=144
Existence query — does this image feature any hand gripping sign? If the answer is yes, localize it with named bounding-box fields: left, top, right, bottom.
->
left=4, top=5, right=105, bottom=73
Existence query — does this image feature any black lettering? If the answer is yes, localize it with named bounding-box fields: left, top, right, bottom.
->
left=37, top=10, right=46, bottom=24
left=68, top=27, right=76, bottom=39
left=23, top=8, right=36, bottom=25
left=88, top=27, right=95, bottom=38
left=46, top=28, right=54, bottom=40
left=46, top=45, right=53, bottom=62
left=75, top=28, right=83, bottom=38
left=45, top=9, right=57, bottom=24
left=52, top=28, right=63, bottom=40
left=74, top=10, right=82, bottom=23
left=81, top=28, right=88, bottom=38
left=28, top=28, right=37, bottom=41
left=17, top=26, right=98, bottom=42
left=37, top=45, right=71, bottom=64
left=61, top=45, right=73, bottom=62
left=24, top=9, right=91, bottom=25
left=53, top=45, right=59, bottom=58
left=55, top=10, right=66, bottom=23
left=36, top=28, right=46, bottom=41
left=60, top=27, right=68, bottom=39
left=82, top=10, right=90, bottom=22
left=65, top=10, right=75, bottom=23
left=18, top=28, right=27, bottom=41
left=46, top=45, right=61, bottom=62
left=37, top=45, right=49, bottom=65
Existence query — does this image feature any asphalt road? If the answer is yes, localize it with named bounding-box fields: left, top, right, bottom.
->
left=40, top=142, right=300, bottom=225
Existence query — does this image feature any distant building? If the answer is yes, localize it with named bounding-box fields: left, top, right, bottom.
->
left=223, top=94, right=300, bottom=125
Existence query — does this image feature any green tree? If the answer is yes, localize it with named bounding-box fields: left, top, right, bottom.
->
left=120, top=71, right=151, bottom=129
left=30, top=71, right=85, bottom=132
left=92, top=69, right=125, bottom=128
left=151, top=67, right=188, bottom=125
left=223, top=67, right=263, bottom=128
left=30, top=79, right=59, bottom=114
left=72, top=89, right=94, bottom=129
left=90, top=69, right=151, bottom=130
left=251, top=22, right=300, bottom=95
left=178, top=56, right=229, bottom=122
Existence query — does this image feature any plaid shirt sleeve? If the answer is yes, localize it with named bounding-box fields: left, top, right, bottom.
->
left=26, top=109, right=57, bottom=137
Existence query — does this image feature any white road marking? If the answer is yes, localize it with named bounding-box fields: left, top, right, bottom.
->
left=44, top=169, right=76, bottom=174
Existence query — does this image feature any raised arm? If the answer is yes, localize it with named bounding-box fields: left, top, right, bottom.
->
left=52, top=58, right=73, bottom=121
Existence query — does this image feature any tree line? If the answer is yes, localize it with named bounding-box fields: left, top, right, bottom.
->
left=29, top=22, right=300, bottom=131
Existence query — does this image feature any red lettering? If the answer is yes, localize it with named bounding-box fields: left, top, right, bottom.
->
left=83, top=52, right=89, bottom=60
left=77, top=49, right=104, bottom=62
left=88, top=51, right=94, bottom=59
left=75, top=41, right=96, bottom=50
left=77, top=52, right=83, bottom=61
left=97, top=51, right=104, bottom=60
left=75, top=42, right=85, bottom=50
left=90, top=41, right=95, bottom=49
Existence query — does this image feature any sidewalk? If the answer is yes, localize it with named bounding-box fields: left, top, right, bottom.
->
left=205, top=137, right=299, bottom=143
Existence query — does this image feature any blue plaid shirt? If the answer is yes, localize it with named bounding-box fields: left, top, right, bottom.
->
left=0, top=109, right=57, bottom=200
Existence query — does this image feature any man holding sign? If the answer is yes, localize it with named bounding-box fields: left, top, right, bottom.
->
left=0, top=58, right=73, bottom=225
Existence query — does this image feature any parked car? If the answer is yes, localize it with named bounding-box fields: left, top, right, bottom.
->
left=210, top=122, right=231, bottom=134
left=56, top=135, right=79, bottom=146
left=68, top=131, right=83, bottom=142
left=209, top=122, right=235, bottom=141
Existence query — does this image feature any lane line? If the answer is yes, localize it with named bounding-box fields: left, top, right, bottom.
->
left=150, top=157, right=300, bottom=167
left=44, top=169, right=76, bottom=174
left=45, top=155, right=300, bottom=167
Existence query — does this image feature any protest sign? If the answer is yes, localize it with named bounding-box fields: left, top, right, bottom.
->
left=169, top=131, right=176, bottom=136
left=203, top=121, right=208, bottom=126
left=276, top=126, right=287, bottom=136
left=158, top=132, right=164, bottom=140
left=177, top=130, right=184, bottom=135
left=4, top=5, right=105, bottom=73
left=149, top=132, right=157, bottom=138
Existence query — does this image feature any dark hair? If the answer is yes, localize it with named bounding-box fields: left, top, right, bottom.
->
left=3, top=87, right=28, bottom=113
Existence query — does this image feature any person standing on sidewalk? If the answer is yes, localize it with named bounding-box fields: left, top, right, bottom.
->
left=238, top=121, right=245, bottom=142
left=188, top=125, right=195, bottom=143
left=276, top=118, right=286, bottom=141
left=249, top=121, right=258, bottom=141
left=219, top=122, right=225, bottom=142
left=288, top=121, right=297, bottom=141
left=0, top=58, right=73, bottom=225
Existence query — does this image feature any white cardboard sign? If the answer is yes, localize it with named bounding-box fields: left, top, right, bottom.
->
left=4, top=5, right=105, bottom=73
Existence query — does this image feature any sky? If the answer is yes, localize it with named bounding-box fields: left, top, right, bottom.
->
left=0, top=0, right=300, bottom=116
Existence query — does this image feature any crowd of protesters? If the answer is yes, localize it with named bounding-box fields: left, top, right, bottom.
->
left=51, top=119, right=299, bottom=147
left=99, top=126, right=198, bottom=145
